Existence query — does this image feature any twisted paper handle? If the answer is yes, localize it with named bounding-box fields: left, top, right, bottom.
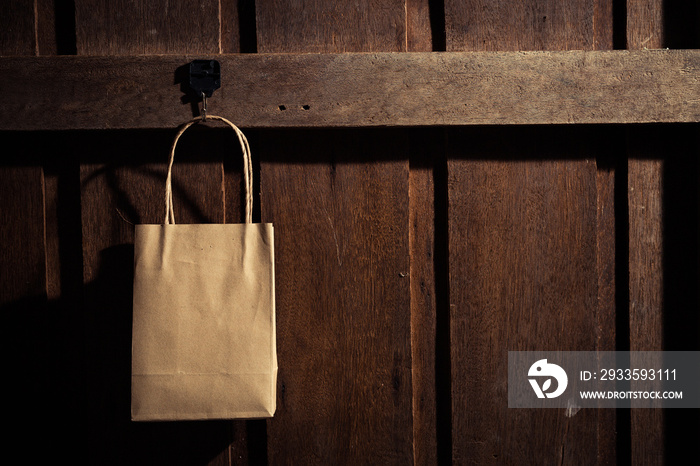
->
left=165, top=115, right=253, bottom=224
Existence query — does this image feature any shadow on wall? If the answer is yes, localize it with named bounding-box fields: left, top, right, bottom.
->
left=2, top=245, right=267, bottom=466
left=661, top=125, right=700, bottom=464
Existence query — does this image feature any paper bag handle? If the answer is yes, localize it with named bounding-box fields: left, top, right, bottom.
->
left=165, top=115, right=253, bottom=224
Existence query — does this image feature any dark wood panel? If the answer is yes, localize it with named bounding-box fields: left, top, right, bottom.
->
left=4, top=50, right=700, bottom=131
left=257, top=3, right=414, bottom=463
left=0, top=166, right=46, bottom=305
left=36, top=0, right=57, bottom=55
left=405, top=7, right=439, bottom=464
left=627, top=154, right=663, bottom=354
left=406, top=0, right=433, bottom=52
left=409, top=129, right=443, bottom=466
left=42, top=138, right=84, bottom=316
left=75, top=0, right=220, bottom=54
left=445, top=2, right=616, bottom=463
left=448, top=127, right=610, bottom=464
left=626, top=3, right=665, bottom=464
left=220, top=0, right=240, bottom=53
left=595, top=137, right=618, bottom=465
left=627, top=0, right=664, bottom=50
left=445, top=0, right=612, bottom=51
left=0, top=164, right=49, bottom=456
left=260, top=130, right=412, bottom=464
left=255, top=0, right=406, bottom=53
left=627, top=134, right=665, bottom=466
left=0, top=0, right=36, bottom=55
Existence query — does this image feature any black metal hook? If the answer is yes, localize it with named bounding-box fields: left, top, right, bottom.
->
left=188, top=60, right=221, bottom=121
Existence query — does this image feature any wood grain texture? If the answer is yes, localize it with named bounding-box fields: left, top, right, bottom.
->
left=409, top=129, right=443, bottom=466
left=627, top=155, right=663, bottom=352
left=596, top=150, right=617, bottom=356
left=257, top=3, right=413, bottom=463
left=406, top=7, right=438, bottom=464
left=406, top=0, right=433, bottom=52
left=255, top=0, right=406, bottom=53
left=627, top=0, right=664, bottom=49
left=0, top=166, right=46, bottom=305
left=260, top=130, right=412, bottom=464
left=448, top=128, right=607, bottom=464
left=445, top=0, right=612, bottom=51
left=220, top=0, right=241, bottom=53
left=0, top=0, right=36, bottom=55
left=595, top=145, right=617, bottom=465
left=627, top=136, right=665, bottom=466
left=74, top=0, right=220, bottom=54
left=626, top=3, right=666, bottom=464
left=36, top=0, right=57, bottom=55
left=4, top=49, right=700, bottom=131
left=445, top=1, right=616, bottom=464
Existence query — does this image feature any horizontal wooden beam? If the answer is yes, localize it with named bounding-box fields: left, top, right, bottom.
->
left=2, top=50, right=700, bottom=130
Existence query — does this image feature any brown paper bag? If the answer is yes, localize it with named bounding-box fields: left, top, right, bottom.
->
left=131, top=116, right=276, bottom=421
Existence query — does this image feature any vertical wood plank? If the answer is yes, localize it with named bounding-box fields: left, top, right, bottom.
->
left=0, top=0, right=36, bottom=55
left=444, top=1, right=615, bottom=463
left=36, top=0, right=57, bottom=55
left=448, top=128, right=605, bottom=464
left=406, top=0, right=434, bottom=52
left=74, top=0, right=220, bottom=54
left=595, top=139, right=618, bottom=466
left=43, top=160, right=66, bottom=303
left=0, top=1, right=44, bottom=301
left=445, top=0, right=611, bottom=51
left=626, top=2, right=665, bottom=464
left=221, top=0, right=241, bottom=53
left=0, top=165, right=46, bottom=306
left=260, top=130, right=412, bottom=464
left=255, top=0, right=406, bottom=53
left=257, top=3, right=413, bottom=464
left=593, top=0, right=614, bottom=51
left=627, top=139, right=665, bottom=466
left=627, top=153, right=663, bottom=353
left=409, top=129, right=442, bottom=466
left=627, top=0, right=664, bottom=49
left=405, top=5, right=439, bottom=465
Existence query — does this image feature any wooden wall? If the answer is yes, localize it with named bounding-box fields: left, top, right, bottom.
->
left=1, top=1, right=698, bottom=465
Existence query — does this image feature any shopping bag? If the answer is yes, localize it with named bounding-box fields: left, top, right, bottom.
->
left=131, top=115, right=276, bottom=421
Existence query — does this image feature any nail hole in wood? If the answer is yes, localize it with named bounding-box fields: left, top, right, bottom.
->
left=302, top=104, right=310, bottom=110
left=278, top=105, right=286, bottom=111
